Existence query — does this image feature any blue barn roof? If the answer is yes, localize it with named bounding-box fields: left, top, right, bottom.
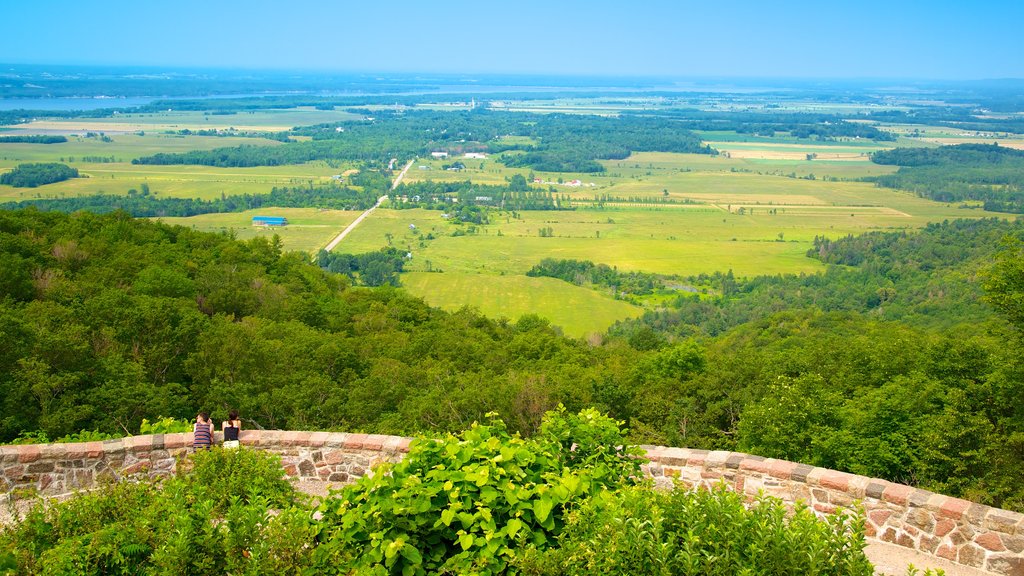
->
left=252, top=216, right=288, bottom=226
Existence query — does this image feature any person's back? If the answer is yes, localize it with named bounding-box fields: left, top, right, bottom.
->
left=193, top=412, right=213, bottom=450
left=223, top=410, right=241, bottom=448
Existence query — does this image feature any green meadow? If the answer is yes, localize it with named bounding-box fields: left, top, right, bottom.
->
left=400, top=271, right=642, bottom=338
left=154, top=207, right=361, bottom=253
left=0, top=133, right=347, bottom=201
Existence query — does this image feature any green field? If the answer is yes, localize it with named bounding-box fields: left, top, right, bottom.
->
left=155, top=207, right=360, bottom=253
left=401, top=271, right=642, bottom=338
left=335, top=147, right=1006, bottom=335
left=0, top=133, right=348, bottom=201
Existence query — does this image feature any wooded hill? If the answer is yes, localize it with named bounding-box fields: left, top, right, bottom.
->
left=1, top=208, right=1023, bottom=511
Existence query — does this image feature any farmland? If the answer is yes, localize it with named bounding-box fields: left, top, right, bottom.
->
left=155, top=207, right=361, bottom=253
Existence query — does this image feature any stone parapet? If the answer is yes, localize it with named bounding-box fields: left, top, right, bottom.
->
left=2, top=434, right=1021, bottom=575
left=642, top=446, right=1024, bottom=576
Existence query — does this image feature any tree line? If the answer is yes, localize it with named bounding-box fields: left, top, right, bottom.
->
left=0, top=182, right=382, bottom=217
left=871, top=144, right=1024, bottom=213
left=0, top=163, right=79, bottom=188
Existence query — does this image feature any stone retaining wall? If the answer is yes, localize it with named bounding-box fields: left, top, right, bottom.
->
left=2, top=432, right=1022, bottom=575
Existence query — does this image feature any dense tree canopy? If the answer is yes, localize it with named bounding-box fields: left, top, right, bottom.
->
left=0, top=163, right=78, bottom=188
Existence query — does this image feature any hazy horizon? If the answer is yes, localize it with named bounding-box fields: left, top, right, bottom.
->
left=2, top=0, right=1022, bottom=81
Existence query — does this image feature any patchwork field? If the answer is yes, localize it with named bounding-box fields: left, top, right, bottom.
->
left=0, top=133, right=347, bottom=201
left=335, top=147, right=1006, bottom=335
left=155, top=207, right=361, bottom=253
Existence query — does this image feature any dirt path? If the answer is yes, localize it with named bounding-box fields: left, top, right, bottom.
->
left=319, top=159, right=414, bottom=253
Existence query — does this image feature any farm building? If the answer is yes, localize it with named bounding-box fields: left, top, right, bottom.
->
left=464, top=152, right=488, bottom=159
left=252, top=216, right=288, bottom=227
left=430, top=151, right=449, bottom=159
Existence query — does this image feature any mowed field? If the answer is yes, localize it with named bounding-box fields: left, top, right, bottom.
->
left=0, top=133, right=347, bottom=201
left=154, top=208, right=361, bottom=253
left=401, top=271, right=642, bottom=338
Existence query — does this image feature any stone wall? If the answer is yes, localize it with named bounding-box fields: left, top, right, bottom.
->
left=643, top=446, right=1024, bottom=576
left=2, top=432, right=1022, bottom=574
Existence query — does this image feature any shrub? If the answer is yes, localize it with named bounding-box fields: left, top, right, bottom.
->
left=0, top=447, right=308, bottom=575
left=517, top=484, right=876, bottom=576
left=312, top=408, right=643, bottom=575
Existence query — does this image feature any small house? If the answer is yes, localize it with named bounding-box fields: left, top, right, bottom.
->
left=253, top=216, right=288, bottom=227
left=431, top=151, right=449, bottom=159
left=464, top=152, right=488, bottom=159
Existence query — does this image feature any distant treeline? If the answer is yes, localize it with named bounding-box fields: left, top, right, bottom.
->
left=871, top=144, right=1024, bottom=213
left=526, top=258, right=662, bottom=296
left=316, top=247, right=406, bottom=287
left=627, top=110, right=896, bottom=141
left=611, top=218, right=1022, bottom=339
left=132, top=110, right=712, bottom=173
left=391, top=177, right=572, bottom=211
left=0, top=135, right=67, bottom=144
left=0, top=163, right=78, bottom=188
left=869, top=108, right=1024, bottom=136
left=0, top=184, right=379, bottom=217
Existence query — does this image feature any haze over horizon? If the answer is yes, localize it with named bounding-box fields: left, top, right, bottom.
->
left=2, top=0, right=1022, bottom=81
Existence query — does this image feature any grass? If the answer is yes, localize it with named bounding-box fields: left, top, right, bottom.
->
left=0, top=133, right=350, bottom=201
left=400, top=271, right=642, bottom=338
left=154, top=207, right=361, bottom=253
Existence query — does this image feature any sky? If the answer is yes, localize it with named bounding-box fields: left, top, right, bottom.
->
left=2, top=0, right=1022, bottom=80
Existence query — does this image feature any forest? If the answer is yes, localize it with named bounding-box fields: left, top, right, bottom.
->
left=526, top=258, right=662, bottom=297
left=0, top=162, right=79, bottom=188
left=0, top=182, right=383, bottom=217
left=871, top=144, right=1024, bottom=212
left=131, top=110, right=712, bottom=172
left=1, top=208, right=1022, bottom=512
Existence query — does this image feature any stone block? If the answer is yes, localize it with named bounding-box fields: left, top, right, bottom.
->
left=864, top=481, right=887, bottom=500
left=18, top=445, right=40, bottom=463
left=882, top=484, right=913, bottom=506
left=958, top=543, right=986, bottom=568
left=896, top=531, right=916, bottom=549
left=1003, top=535, right=1024, bottom=554
left=659, top=447, right=689, bottom=466
left=909, top=489, right=931, bottom=508
left=298, top=460, right=316, bottom=478
left=819, top=471, right=852, bottom=492
left=343, top=434, right=368, bottom=450
left=27, top=462, right=54, bottom=474
left=905, top=508, right=935, bottom=532
left=919, top=534, right=941, bottom=554
left=986, top=555, right=1024, bottom=576
left=939, top=496, right=970, bottom=519
left=791, top=464, right=814, bottom=483
left=724, top=454, right=744, bottom=469
left=987, top=511, right=1022, bottom=534
left=869, top=509, right=893, bottom=527
left=739, top=457, right=770, bottom=475
left=935, top=544, right=958, bottom=561
left=768, top=459, right=798, bottom=480
left=977, top=531, right=1007, bottom=552
left=935, top=518, right=956, bottom=537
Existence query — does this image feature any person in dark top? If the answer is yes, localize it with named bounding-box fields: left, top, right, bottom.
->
left=193, top=412, right=213, bottom=450
left=223, top=410, right=241, bottom=448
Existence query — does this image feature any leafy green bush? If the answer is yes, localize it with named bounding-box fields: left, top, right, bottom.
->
left=312, top=408, right=643, bottom=575
left=139, top=417, right=193, bottom=435
left=0, top=448, right=309, bottom=575
left=517, top=484, right=875, bottom=576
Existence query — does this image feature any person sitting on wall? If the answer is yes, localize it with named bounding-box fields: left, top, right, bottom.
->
left=223, top=410, right=242, bottom=449
left=193, top=412, right=213, bottom=450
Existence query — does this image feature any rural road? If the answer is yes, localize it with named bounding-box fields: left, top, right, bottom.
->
left=320, top=159, right=414, bottom=254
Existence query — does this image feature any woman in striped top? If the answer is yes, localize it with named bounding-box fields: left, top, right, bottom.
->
left=193, top=412, right=213, bottom=449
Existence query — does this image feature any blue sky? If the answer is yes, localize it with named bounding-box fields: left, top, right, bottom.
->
left=2, top=0, right=1022, bottom=79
